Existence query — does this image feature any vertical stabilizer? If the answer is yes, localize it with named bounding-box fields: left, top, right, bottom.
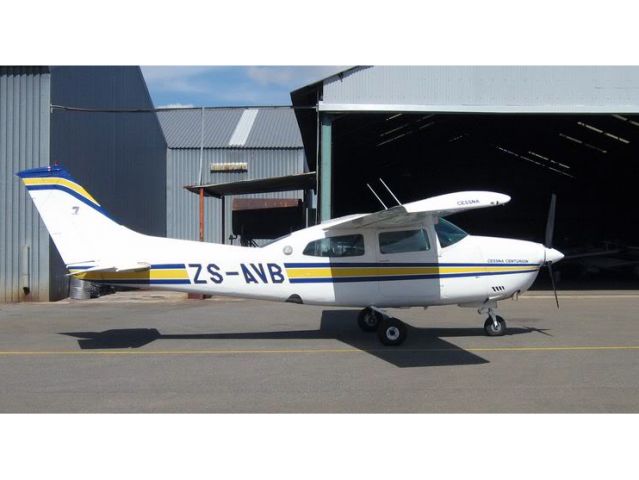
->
left=17, top=165, right=137, bottom=267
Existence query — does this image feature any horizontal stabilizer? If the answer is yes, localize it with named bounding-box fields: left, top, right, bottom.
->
left=66, top=262, right=151, bottom=276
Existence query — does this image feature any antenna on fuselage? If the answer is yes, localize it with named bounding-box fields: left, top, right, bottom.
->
left=379, top=178, right=402, bottom=206
left=366, top=183, right=388, bottom=210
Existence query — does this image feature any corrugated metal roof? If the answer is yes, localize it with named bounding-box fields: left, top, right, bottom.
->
left=319, top=66, right=639, bottom=113
left=157, top=107, right=303, bottom=149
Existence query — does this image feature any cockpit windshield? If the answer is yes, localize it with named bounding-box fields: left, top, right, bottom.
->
left=434, top=218, right=468, bottom=248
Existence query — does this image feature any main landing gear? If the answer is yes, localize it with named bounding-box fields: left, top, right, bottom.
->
left=357, top=303, right=508, bottom=346
left=357, top=307, right=407, bottom=346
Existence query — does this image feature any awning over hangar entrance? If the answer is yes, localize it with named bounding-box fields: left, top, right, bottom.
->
left=185, top=171, right=316, bottom=198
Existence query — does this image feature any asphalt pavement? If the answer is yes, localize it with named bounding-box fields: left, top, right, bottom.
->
left=0, top=291, right=638, bottom=412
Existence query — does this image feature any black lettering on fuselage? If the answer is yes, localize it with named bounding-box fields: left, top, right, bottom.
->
left=241, top=264, right=258, bottom=284
left=268, top=263, right=285, bottom=283
left=207, top=263, right=223, bottom=284
left=188, top=263, right=207, bottom=284
left=250, top=263, right=268, bottom=283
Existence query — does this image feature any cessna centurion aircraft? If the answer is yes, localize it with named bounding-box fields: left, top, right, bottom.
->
left=18, top=165, right=564, bottom=346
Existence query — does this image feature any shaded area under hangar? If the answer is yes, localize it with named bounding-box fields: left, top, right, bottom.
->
left=329, top=112, right=639, bottom=286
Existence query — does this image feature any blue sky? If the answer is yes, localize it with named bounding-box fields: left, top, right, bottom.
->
left=141, top=66, right=345, bottom=108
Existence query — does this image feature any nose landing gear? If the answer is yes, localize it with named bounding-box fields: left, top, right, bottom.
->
left=479, top=303, right=507, bottom=336
left=484, top=315, right=506, bottom=336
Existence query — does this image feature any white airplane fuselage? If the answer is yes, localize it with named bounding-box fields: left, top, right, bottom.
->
left=70, top=221, right=550, bottom=309
left=17, top=165, right=564, bottom=315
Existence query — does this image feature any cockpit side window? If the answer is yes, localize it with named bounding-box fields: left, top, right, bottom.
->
left=379, top=229, right=430, bottom=254
left=434, top=218, right=468, bottom=248
left=303, top=234, right=365, bottom=257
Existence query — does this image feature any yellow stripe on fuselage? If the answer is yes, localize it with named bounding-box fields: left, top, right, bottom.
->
left=70, top=268, right=188, bottom=281
left=285, top=265, right=537, bottom=279
left=23, top=177, right=100, bottom=206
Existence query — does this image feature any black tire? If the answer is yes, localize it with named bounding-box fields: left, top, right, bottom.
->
left=484, top=316, right=506, bottom=336
left=357, top=307, right=381, bottom=332
left=377, top=317, right=407, bottom=346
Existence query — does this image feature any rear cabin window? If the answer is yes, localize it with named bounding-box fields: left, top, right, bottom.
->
left=379, top=229, right=430, bottom=254
left=303, top=234, right=365, bottom=257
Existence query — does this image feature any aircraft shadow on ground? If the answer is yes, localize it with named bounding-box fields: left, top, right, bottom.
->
left=60, top=310, right=547, bottom=368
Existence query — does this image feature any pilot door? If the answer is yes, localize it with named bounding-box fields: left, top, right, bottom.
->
left=375, top=225, right=440, bottom=306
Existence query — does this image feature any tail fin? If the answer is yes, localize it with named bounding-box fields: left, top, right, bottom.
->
left=17, top=165, right=137, bottom=267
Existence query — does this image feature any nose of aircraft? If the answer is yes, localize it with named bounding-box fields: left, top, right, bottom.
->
left=544, top=247, right=564, bottom=264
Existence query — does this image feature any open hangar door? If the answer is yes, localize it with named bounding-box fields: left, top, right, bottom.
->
left=329, top=112, right=639, bottom=288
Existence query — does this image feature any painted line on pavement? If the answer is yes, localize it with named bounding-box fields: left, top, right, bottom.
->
left=0, top=345, right=638, bottom=356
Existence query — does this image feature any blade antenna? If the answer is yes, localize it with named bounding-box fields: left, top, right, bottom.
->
left=366, top=183, right=388, bottom=210
left=379, top=178, right=402, bottom=206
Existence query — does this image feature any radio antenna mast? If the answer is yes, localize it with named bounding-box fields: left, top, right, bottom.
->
left=366, top=183, right=388, bottom=210
left=379, top=178, right=402, bottom=206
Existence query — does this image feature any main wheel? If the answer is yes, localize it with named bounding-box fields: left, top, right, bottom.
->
left=484, top=316, right=506, bottom=336
left=377, top=317, right=407, bottom=346
left=357, top=307, right=381, bottom=332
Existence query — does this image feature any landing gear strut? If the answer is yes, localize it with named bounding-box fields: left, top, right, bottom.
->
left=357, top=307, right=407, bottom=346
left=479, top=303, right=507, bottom=336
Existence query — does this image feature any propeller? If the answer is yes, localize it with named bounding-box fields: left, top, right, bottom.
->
left=544, top=194, right=560, bottom=309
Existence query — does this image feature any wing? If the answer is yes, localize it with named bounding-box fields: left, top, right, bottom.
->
left=324, top=191, right=510, bottom=230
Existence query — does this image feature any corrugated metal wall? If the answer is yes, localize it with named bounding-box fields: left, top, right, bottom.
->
left=48, top=66, right=167, bottom=300
left=0, top=67, right=51, bottom=302
left=167, top=148, right=305, bottom=243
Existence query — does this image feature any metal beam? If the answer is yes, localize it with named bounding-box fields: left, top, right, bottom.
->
left=199, top=187, right=205, bottom=242
left=320, top=114, right=333, bottom=221
left=318, top=102, right=639, bottom=114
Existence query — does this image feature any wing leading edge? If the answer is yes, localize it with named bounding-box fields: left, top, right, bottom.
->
left=324, top=191, right=511, bottom=230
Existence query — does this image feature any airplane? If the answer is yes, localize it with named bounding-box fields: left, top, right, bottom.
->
left=17, top=165, right=564, bottom=346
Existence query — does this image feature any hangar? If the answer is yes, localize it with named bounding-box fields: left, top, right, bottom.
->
left=291, top=66, right=639, bottom=286
left=157, top=107, right=309, bottom=245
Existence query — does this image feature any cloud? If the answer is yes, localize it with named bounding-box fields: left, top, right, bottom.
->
left=157, top=103, right=195, bottom=109
left=141, top=66, right=351, bottom=107
left=141, top=66, right=217, bottom=93
left=246, top=66, right=347, bottom=89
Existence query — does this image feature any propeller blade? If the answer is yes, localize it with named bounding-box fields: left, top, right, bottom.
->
left=545, top=193, right=557, bottom=248
left=548, top=262, right=560, bottom=309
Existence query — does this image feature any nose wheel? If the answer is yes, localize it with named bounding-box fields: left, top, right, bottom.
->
left=484, top=316, right=506, bottom=336
left=479, top=303, right=507, bottom=337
